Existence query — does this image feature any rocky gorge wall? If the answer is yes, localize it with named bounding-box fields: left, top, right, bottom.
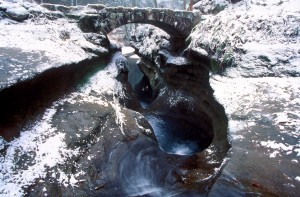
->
left=129, top=24, right=230, bottom=192
left=129, top=25, right=229, bottom=150
left=128, top=0, right=300, bottom=195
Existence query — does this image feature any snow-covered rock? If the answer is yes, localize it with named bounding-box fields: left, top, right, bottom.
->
left=0, top=44, right=154, bottom=197
left=190, top=0, right=300, bottom=77
left=210, top=76, right=300, bottom=196
left=189, top=1, right=300, bottom=195
left=193, top=0, right=231, bottom=14
left=130, top=25, right=170, bottom=60
left=0, top=1, right=33, bottom=21
left=0, top=1, right=113, bottom=160
left=0, top=0, right=111, bottom=90
left=5, top=3, right=29, bottom=21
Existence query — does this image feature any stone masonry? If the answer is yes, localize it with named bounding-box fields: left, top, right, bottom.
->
left=41, top=4, right=197, bottom=38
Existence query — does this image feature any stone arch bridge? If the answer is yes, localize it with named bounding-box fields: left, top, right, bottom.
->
left=42, top=4, right=197, bottom=38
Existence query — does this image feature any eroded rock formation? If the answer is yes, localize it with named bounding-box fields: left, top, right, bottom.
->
left=129, top=24, right=230, bottom=189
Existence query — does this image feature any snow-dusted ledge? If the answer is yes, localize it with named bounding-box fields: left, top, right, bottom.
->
left=0, top=0, right=109, bottom=89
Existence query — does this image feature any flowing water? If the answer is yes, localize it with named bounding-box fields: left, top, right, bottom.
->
left=99, top=135, right=203, bottom=197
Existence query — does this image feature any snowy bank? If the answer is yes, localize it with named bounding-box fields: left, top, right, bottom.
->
left=0, top=0, right=110, bottom=90
left=210, top=76, right=300, bottom=196
left=190, top=0, right=300, bottom=77
left=188, top=1, right=300, bottom=195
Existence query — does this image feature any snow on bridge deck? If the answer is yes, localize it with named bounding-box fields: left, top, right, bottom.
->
left=42, top=4, right=198, bottom=38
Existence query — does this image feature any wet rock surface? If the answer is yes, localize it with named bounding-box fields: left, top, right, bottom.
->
left=24, top=95, right=154, bottom=197
left=129, top=24, right=230, bottom=191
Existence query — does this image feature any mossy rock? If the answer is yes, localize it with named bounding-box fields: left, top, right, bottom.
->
left=210, top=59, right=220, bottom=73
left=222, top=52, right=233, bottom=65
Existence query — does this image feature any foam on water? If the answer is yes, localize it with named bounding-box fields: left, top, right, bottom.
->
left=115, top=137, right=184, bottom=197
left=170, top=142, right=198, bottom=156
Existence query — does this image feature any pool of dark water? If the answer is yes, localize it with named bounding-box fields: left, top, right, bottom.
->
left=146, top=114, right=211, bottom=155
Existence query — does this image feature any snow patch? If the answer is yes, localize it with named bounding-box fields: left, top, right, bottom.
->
left=0, top=106, right=79, bottom=196
left=260, top=140, right=293, bottom=151
left=0, top=137, right=6, bottom=151
left=0, top=18, right=89, bottom=66
left=111, top=98, right=126, bottom=136
left=80, top=52, right=127, bottom=135
left=211, top=76, right=300, bottom=160
left=191, top=0, right=300, bottom=77
left=122, top=46, right=135, bottom=56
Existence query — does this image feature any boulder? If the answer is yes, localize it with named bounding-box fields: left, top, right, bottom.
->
left=84, top=33, right=110, bottom=47
left=193, top=0, right=230, bottom=14
left=6, top=5, right=29, bottom=22
left=189, top=0, right=300, bottom=77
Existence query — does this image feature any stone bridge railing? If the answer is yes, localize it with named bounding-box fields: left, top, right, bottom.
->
left=42, top=4, right=197, bottom=38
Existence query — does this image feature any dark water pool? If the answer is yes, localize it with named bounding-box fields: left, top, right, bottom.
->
left=146, top=114, right=211, bottom=155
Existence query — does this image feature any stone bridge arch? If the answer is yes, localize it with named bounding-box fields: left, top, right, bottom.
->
left=77, top=5, right=196, bottom=38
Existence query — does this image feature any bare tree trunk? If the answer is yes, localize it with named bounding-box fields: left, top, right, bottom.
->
left=124, top=25, right=130, bottom=41
left=153, top=0, right=158, bottom=8
left=131, top=0, right=137, bottom=31
left=189, top=0, right=193, bottom=10
left=132, top=0, right=136, bottom=7
left=183, top=0, right=186, bottom=10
